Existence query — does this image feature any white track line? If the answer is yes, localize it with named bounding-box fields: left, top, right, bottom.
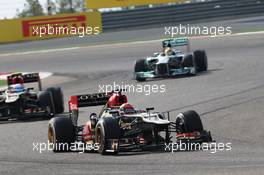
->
left=0, top=47, right=80, bottom=57
left=128, top=31, right=264, bottom=45
left=0, top=30, right=263, bottom=57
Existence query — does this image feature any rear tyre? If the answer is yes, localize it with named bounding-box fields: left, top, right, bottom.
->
left=39, top=91, right=55, bottom=118
left=95, top=118, right=121, bottom=155
left=194, top=50, right=208, bottom=72
left=48, top=117, right=75, bottom=152
left=175, top=110, right=204, bottom=133
left=134, top=59, right=147, bottom=82
left=47, top=87, right=64, bottom=114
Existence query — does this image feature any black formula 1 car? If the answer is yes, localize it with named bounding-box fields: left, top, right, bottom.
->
left=48, top=90, right=212, bottom=154
left=0, top=73, right=64, bottom=119
left=134, top=38, right=208, bottom=81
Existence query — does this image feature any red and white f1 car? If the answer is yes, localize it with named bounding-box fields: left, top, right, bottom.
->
left=48, top=90, right=212, bottom=154
left=0, top=73, right=64, bottom=119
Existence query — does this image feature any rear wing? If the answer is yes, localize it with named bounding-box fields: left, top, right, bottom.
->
left=69, top=93, right=111, bottom=110
left=7, top=73, right=42, bottom=90
left=162, top=38, right=190, bottom=52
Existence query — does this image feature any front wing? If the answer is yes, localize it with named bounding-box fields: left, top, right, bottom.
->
left=135, top=67, right=195, bottom=79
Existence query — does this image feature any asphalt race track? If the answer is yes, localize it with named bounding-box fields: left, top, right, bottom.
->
left=0, top=28, right=264, bottom=174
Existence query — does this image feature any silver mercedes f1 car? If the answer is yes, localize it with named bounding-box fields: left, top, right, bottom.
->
left=134, top=38, right=208, bottom=81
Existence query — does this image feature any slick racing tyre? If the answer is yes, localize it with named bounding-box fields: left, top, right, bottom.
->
left=134, top=59, right=147, bottom=82
left=95, top=117, right=121, bottom=155
left=182, top=54, right=194, bottom=67
left=194, top=50, right=208, bottom=72
left=48, top=117, right=75, bottom=152
left=182, top=54, right=196, bottom=76
left=175, top=110, right=204, bottom=133
left=39, top=91, right=55, bottom=118
left=47, top=87, right=64, bottom=114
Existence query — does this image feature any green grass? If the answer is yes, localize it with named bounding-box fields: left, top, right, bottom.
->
left=0, top=80, right=6, bottom=87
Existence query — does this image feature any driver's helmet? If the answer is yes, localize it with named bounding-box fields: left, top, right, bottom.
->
left=12, top=76, right=24, bottom=84
left=119, top=103, right=135, bottom=114
left=164, top=48, right=175, bottom=56
left=107, top=93, right=128, bottom=108
left=10, top=84, right=25, bottom=93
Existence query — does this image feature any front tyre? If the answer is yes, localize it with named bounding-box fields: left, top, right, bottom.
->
left=95, top=118, right=121, bottom=155
left=176, top=110, right=204, bottom=133
left=182, top=54, right=194, bottom=67
left=134, top=59, right=147, bottom=82
left=182, top=54, right=196, bottom=76
left=95, top=122, right=107, bottom=154
left=194, top=50, right=208, bottom=72
left=48, top=117, right=75, bottom=152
